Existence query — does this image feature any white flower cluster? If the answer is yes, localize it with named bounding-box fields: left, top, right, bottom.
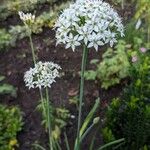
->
left=55, top=0, right=124, bottom=51
left=24, top=61, right=61, bottom=89
left=18, top=11, right=35, bottom=24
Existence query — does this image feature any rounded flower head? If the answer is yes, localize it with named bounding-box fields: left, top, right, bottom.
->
left=140, top=47, right=147, bottom=53
left=24, top=61, right=61, bottom=89
left=55, top=0, right=124, bottom=51
left=132, top=56, right=138, bottom=63
left=18, top=11, right=35, bottom=25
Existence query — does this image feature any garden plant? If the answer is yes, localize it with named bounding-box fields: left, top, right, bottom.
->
left=0, top=0, right=149, bottom=150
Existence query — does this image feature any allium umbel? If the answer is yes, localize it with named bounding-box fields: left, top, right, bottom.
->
left=18, top=11, right=35, bottom=25
left=24, top=61, right=61, bottom=89
left=55, top=0, right=124, bottom=51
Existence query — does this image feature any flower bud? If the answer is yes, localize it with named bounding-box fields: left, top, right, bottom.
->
left=93, top=117, right=100, bottom=124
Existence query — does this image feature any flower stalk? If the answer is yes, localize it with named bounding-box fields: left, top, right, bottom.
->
left=55, top=0, right=124, bottom=149
left=46, top=87, right=53, bottom=150
left=39, top=89, right=46, bottom=118
left=24, top=61, right=61, bottom=150
left=121, top=0, right=124, bottom=10
left=18, top=11, right=36, bottom=65
left=28, top=30, right=36, bottom=65
left=76, top=45, right=88, bottom=150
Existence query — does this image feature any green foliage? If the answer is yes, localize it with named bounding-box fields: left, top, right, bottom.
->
left=80, top=98, right=100, bottom=137
left=135, top=0, right=150, bottom=42
left=0, top=0, right=34, bottom=20
left=74, top=98, right=100, bottom=150
left=85, top=40, right=130, bottom=89
left=126, top=39, right=150, bottom=98
left=54, top=107, right=70, bottom=128
left=102, top=127, right=115, bottom=143
left=0, top=1, right=70, bottom=52
left=0, top=0, right=53, bottom=20
left=135, top=0, right=150, bottom=20
left=0, top=104, right=23, bottom=150
left=0, top=75, right=17, bottom=97
left=37, top=100, right=71, bottom=141
left=31, top=1, right=70, bottom=33
left=0, top=29, right=12, bottom=51
left=0, top=26, right=28, bottom=51
left=102, top=46, right=150, bottom=149
left=124, top=21, right=145, bottom=44
left=31, top=12, right=52, bottom=34
left=0, top=0, right=71, bottom=21
left=9, top=25, right=28, bottom=45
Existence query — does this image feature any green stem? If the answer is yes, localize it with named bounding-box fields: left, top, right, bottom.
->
left=46, top=87, right=53, bottom=150
left=76, top=45, right=88, bottom=150
left=39, top=89, right=46, bottom=120
left=64, top=132, right=70, bottom=150
left=89, top=126, right=99, bottom=150
left=121, top=0, right=124, bottom=10
left=55, top=140, right=62, bottom=150
left=28, top=28, right=36, bottom=65
left=80, top=123, right=95, bottom=143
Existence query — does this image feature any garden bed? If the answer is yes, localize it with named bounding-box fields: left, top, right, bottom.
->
left=0, top=0, right=149, bottom=150
left=0, top=27, right=125, bottom=149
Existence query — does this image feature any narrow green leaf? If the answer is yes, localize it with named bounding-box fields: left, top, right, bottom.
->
left=80, top=98, right=100, bottom=137
left=97, top=138, right=125, bottom=150
left=32, top=143, right=46, bottom=150
left=64, top=132, right=70, bottom=150
left=74, top=98, right=100, bottom=150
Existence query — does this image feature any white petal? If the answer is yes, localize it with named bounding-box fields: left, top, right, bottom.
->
left=97, top=41, right=104, bottom=46
left=66, top=43, right=71, bottom=49
left=94, top=25, right=99, bottom=32
left=75, top=41, right=81, bottom=46
left=94, top=44, right=98, bottom=51
left=110, top=40, right=114, bottom=47
left=74, top=35, right=79, bottom=40
left=78, top=36, right=83, bottom=41
left=69, top=33, right=73, bottom=39
left=71, top=45, right=75, bottom=51
left=84, top=38, right=88, bottom=45
left=88, top=42, right=93, bottom=48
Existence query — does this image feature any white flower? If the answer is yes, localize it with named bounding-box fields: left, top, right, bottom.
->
left=88, top=32, right=104, bottom=51
left=18, top=11, right=35, bottom=24
left=24, top=61, right=61, bottom=89
left=55, top=0, right=124, bottom=51
left=104, top=30, right=117, bottom=47
left=65, top=33, right=81, bottom=51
